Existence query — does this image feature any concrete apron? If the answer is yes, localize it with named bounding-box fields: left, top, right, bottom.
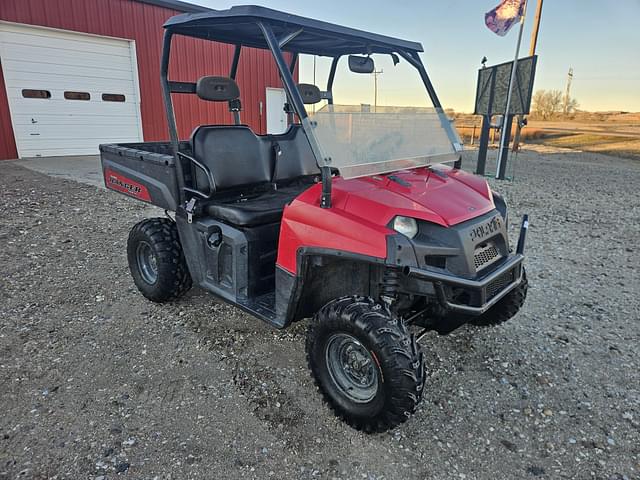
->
left=13, top=155, right=104, bottom=188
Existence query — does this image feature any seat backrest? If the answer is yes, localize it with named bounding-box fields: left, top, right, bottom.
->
left=196, top=76, right=242, bottom=125
left=270, top=125, right=320, bottom=182
left=297, top=84, right=322, bottom=105
left=191, top=125, right=273, bottom=193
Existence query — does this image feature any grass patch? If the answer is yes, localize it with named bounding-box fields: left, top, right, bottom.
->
left=539, top=133, right=625, bottom=148
left=532, top=133, right=640, bottom=160
left=456, top=126, right=547, bottom=143
left=454, top=121, right=640, bottom=160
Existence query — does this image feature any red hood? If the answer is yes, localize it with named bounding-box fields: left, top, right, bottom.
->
left=331, top=165, right=495, bottom=227
left=277, top=165, right=497, bottom=273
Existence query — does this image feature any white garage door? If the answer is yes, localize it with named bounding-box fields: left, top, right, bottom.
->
left=0, top=22, right=143, bottom=158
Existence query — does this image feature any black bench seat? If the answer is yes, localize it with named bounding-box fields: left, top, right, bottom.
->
left=190, top=123, right=320, bottom=227
left=203, top=183, right=306, bottom=227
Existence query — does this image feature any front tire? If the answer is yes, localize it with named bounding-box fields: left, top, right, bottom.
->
left=127, top=218, right=192, bottom=302
left=306, top=296, right=424, bottom=432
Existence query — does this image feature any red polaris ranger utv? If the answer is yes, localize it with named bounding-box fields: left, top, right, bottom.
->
left=101, top=6, right=529, bottom=432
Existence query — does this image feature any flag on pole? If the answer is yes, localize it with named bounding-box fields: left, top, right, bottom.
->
left=485, top=0, right=526, bottom=36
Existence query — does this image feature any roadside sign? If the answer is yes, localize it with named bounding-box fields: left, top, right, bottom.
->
left=474, top=55, right=538, bottom=116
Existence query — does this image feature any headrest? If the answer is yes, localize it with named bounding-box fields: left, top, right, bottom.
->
left=196, top=76, right=240, bottom=102
left=297, top=83, right=322, bottom=104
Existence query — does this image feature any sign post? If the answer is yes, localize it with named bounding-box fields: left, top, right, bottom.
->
left=476, top=116, right=492, bottom=175
left=494, top=0, right=528, bottom=179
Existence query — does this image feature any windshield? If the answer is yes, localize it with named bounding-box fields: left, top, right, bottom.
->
left=299, top=54, right=461, bottom=178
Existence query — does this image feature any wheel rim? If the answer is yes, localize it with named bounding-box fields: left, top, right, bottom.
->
left=136, top=241, right=158, bottom=285
left=325, top=333, right=379, bottom=403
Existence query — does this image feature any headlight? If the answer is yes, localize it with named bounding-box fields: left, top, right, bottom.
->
left=392, top=216, right=418, bottom=239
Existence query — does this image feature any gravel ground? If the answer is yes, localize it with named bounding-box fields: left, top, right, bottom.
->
left=0, top=149, right=638, bottom=480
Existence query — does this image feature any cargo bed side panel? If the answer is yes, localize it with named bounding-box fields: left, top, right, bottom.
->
left=100, top=142, right=181, bottom=211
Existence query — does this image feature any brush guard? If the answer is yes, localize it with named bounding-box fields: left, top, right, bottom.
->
left=405, top=215, right=528, bottom=316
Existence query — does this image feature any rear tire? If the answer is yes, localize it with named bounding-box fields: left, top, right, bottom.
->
left=472, top=269, right=528, bottom=327
left=306, top=296, right=424, bottom=433
left=127, top=218, right=192, bottom=302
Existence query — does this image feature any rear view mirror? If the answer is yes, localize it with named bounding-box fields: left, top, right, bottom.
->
left=348, top=55, right=374, bottom=74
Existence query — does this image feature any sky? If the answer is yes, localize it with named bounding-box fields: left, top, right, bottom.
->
left=183, top=0, right=640, bottom=113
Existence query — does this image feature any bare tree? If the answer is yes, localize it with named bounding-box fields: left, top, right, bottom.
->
left=532, top=89, right=565, bottom=120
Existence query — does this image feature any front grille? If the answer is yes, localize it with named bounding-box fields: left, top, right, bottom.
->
left=486, top=269, right=515, bottom=300
left=474, top=243, right=501, bottom=271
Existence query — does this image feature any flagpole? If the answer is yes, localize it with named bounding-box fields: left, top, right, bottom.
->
left=495, top=0, right=528, bottom=179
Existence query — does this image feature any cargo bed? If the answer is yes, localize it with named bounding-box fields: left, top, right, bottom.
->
left=100, top=141, right=191, bottom=211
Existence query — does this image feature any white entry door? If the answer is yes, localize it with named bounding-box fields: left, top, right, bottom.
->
left=266, top=87, right=287, bottom=134
left=0, top=22, right=143, bottom=157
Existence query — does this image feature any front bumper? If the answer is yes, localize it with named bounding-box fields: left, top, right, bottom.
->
left=405, top=253, right=524, bottom=315
left=403, top=214, right=529, bottom=316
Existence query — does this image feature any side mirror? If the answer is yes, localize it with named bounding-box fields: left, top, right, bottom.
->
left=348, top=55, right=374, bottom=74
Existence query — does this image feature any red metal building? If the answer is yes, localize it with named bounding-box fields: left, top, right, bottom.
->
left=0, top=0, right=289, bottom=160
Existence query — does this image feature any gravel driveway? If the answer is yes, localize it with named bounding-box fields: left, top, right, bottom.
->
left=1, top=149, right=638, bottom=480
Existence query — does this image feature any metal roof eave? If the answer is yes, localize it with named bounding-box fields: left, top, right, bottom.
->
left=135, top=0, right=211, bottom=14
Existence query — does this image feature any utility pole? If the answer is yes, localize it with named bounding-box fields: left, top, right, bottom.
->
left=512, top=0, right=543, bottom=152
left=528, top=0, right=544, bottom=56
left=372, top=69, right=383, bottom=112
left=563, top=67, right=574, bottom=114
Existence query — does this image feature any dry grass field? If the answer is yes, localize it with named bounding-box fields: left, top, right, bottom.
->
left=453, top=111, right=640, bottom=160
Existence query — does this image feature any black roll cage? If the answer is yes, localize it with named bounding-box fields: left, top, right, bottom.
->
left=160, top=16, right=453, bottom=209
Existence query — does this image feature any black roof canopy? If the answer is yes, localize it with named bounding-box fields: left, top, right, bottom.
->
left=163, top=5, right=424, bottom=56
